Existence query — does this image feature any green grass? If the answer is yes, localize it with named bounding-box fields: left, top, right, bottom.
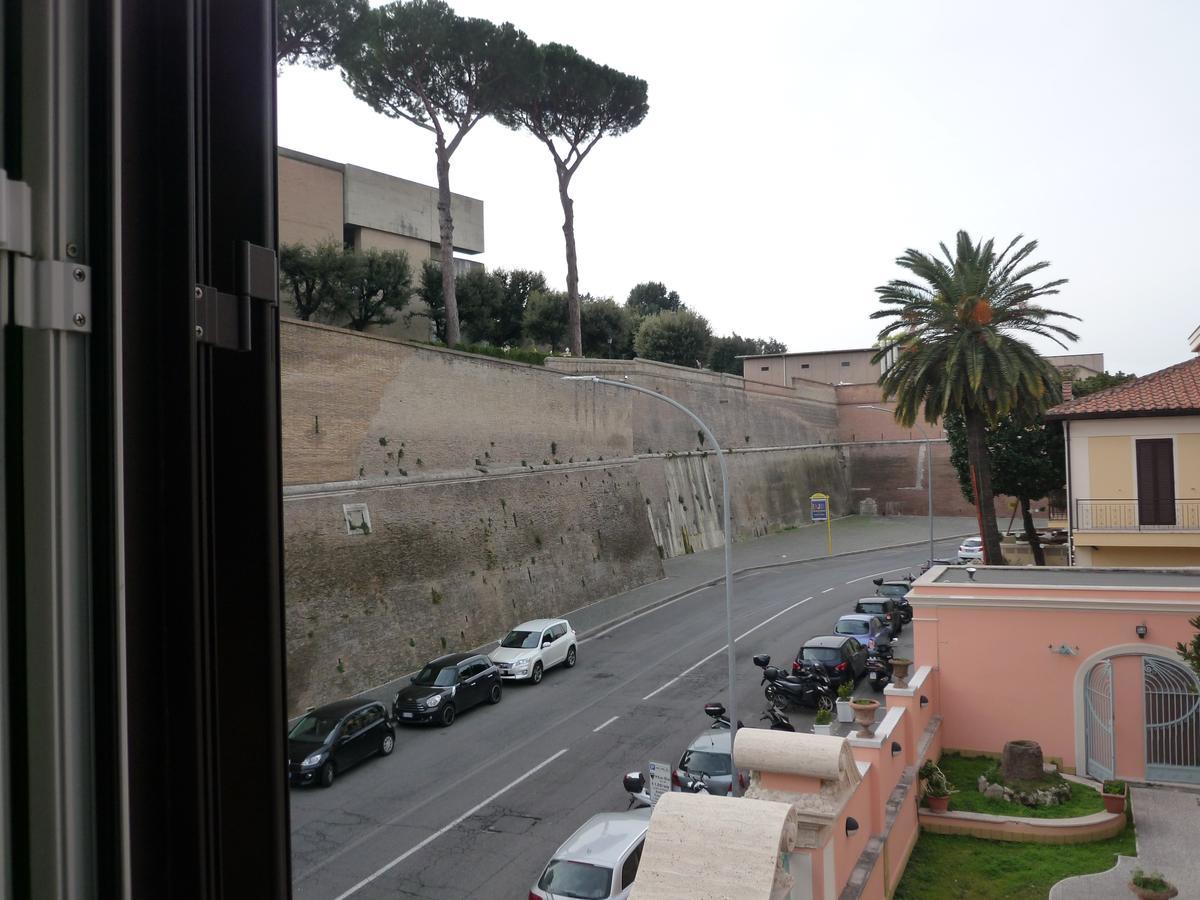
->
left=894, top=819, right=1136, bottom=899
left=929, top=753, right=1105, bottom=819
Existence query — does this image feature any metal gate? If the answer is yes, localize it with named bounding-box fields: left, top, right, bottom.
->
left=1144, top=657, right=1200, bottom=784
left=1085, top=660, right=1115, bottom=782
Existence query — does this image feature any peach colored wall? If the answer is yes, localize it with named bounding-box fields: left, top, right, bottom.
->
left=1112, top=655, right=1146, bottom=780
left=809, top=845, right=825, bottom=899
left=912, top=601, right=1197, bottom=772
left=835, top=772, right=873, bottom=894
left=883, top=795, right=920, bottom=894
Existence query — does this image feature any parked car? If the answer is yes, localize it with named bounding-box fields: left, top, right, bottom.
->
left=530, top=808, right=651, bottom=900
left=287, top=699, right=394, bottom=788
left=873, top=579, right=914, bottom=624
left=957, top=536, right=984, bottom=564
left=920, top=557, right=955, bottom=573
left=854, top=597, right=902, bottom=638
left=392, top=652, right=501, bottom=726
left=673, top=726, right=747, bottom=798
left=833, top=613, right=892, bottom=650
left=490, top=618, right=577, bottom=684
left=793, top=635, right=868, bottom=687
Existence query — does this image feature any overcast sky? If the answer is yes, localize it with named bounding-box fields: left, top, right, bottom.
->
left=278, top=0, right=1200, bottom=375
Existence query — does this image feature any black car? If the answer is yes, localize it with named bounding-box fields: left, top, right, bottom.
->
left=393, top=652, right=501, bottom=727
left=287, top=699, right=394, bottom=788
left=793, top=635, right=868, bottom=687
left=854, top=597, right=902, bottom=638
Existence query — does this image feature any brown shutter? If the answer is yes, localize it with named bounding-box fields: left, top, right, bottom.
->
left=1136, top=439, right=1175, bottom=526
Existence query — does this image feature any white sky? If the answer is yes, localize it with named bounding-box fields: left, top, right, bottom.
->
left=278, top=0, right=1200, bottom=375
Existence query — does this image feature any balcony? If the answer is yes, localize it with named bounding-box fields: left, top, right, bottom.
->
left=1075, top=499, right=1200, bottom=532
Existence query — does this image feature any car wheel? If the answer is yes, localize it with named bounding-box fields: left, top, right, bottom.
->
left=531, top=662, right=543, bottom=685
left=565, top=645, right=577, bottom=668
left=488, top=683, right=502, bottom=704
left=319, top=762, right=335, bottom=788
left=380, top=732, right=395, bottom=756
left=439, top=704, right=456, bottom=727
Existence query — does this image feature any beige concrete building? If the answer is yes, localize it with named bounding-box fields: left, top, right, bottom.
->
left=277, top=147, right=484, bottom=341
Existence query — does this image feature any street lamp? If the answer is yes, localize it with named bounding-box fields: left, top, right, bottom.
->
left=858, top=405, right=935, bottom=567
left=563, top=375, right=739, bottom=788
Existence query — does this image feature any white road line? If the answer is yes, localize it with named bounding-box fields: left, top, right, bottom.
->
left=845, top=567, right=908, bottom=585
left=332, top=748, right=570, bottom=900
left=643, top=597, right=813, bottom=700
left=593, top=715, right=620, bottom=733
left=821, top=587, right=835, bottom=593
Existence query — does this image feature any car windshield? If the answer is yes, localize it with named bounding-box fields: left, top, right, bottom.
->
left=836, top=620, right=868, bottom=635
left=803, top=647, right=841, bottom=664
left=412, top=665, right=458, bottom=687
left=537, top=859, right=613, bottom=900
left=288, top=713, right=339, bottom=743
left=964, top=538, right=982, bottom=547
left=500, top=630, right=540, bottom=650
left=679, top=749, right=732, bottom=777
left=858, top=602, right=886, bottom=615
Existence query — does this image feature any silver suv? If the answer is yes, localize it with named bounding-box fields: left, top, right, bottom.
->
left=530, top=808, right=650, bottom=900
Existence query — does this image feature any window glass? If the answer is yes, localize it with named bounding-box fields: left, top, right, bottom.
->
left=847, top=639, right=862, bottom=653
left=501, top=630, right=539, bottom=649
left=621, top=840, right=645, bottom=889
left=835, top=619, right=868, bottom=635
left=288, top=713, right=339, bottom=743
left=343, top=715, right=362, bottom=736
left=413, top=664, right=458, bottom=687
left=363, top=706, right=381, bottom=726
left=553, top=624, right=567, bottom=640
left=679, top=749, right=732, bottom=776
left=803, top=647, right=840, bottom=664
left=537, top=860, right=613, bottom=900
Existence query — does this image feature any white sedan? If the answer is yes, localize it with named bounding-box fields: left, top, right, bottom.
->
left=489, top=618, right=577, bottom=684
left=957, top=536, right=984, bottom=564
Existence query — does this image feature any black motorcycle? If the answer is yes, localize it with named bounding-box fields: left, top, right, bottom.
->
left=873, top=576, right=915, bottom=624
left=761, top=699, right=795, bottom=732
left=753, top=654, right=835, bottom=712
left=865, top=644, right=894, bottom=693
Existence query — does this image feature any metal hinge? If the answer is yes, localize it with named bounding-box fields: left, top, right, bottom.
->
left=2, top=169, right=92, bottom=333
left=194, top=241, right=277, bottom=351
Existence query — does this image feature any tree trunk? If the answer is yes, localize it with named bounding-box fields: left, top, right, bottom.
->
left=557, top=169, right=582, bottom=357
left=435, top=137, right=460, bottom=347
left=1020, top=496, right=1046, bottom=566
left=964, top=407, right=1004, bottom=565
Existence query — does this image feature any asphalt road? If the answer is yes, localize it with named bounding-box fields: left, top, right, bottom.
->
left=289, top=538, right=958, bottom=900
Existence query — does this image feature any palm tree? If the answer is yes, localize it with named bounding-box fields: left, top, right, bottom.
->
left=870, top=231, right=1079, bottom=565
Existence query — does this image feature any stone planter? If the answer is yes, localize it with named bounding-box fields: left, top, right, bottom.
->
left=836, top=699, right=854, bottom=724
left=813, top=723, right=834, bottom=736
left=891, top=657, right=912, bottom=687
left=926, top=794, right=950, bottom=813
left=851, top=698, right=880, bottom=734
left=1128, top=884, right=1178, bottom=900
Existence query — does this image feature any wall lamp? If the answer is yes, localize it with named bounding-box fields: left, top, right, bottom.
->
left=965, top=566, right=977, bottom=581
left=1049, top=644, right=1079, bottom=656
left=891, top=741, right=903, bottom=757
left=845, top=816, right=860, bottom=837
left=1136, top=624, right=1148, bottom=639
left=919, top=695, right=929, bottom=708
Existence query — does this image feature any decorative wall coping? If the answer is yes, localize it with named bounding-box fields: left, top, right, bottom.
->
left=848, top=707, right=904, bottom=748
left=884, top=664, right=932, bottom=698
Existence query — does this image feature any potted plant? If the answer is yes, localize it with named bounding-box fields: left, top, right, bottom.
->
left=836, top=681, right=855, bottom=723
left=919, top=760, right=956, bottom=813
left=1128, top=869, right=1178, bottom=900
left=1102, top=779, right=1128, bottom=814
left=851, top=696, right=880, bottom=734
left=891, top=657, right=913, bottom=687
left=813, top=708, right=834, bottom=735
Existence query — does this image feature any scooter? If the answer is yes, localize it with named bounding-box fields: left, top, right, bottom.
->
left=761, top=699, right=795, bottom=731
left=865, top=645, right=894, bottom=693
left=624, top=769, right=710, bottom=809
left=753, top=654, right=836, bottom=712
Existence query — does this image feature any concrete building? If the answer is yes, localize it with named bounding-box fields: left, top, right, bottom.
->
left=277, top=146, right=485, bottom=340
left=1047, top=336, right=1200, bottom=567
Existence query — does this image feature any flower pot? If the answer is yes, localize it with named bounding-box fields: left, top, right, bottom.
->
left=926, top=794, right=950, bottom=813
left=1128, top=884, right=1178, bottom=900
left=813, top=723, right=834, bottom=736
left=851, top=698, right=880, bottom=734
left=836, top=699, right=854, bottom=723
left=891, top=658, right=912, bottom=687
left=1103, top=791, right=1127, bottom=814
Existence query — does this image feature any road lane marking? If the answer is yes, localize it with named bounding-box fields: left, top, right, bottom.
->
left=331, top=748, right=571, bottom=900
left=845, top=567, right=908, bottom=585
left=642, top=597, right=813, bottom=700
left=593, top=716, right=620, bottom=733
left=821, top=587, right=835, bottom=593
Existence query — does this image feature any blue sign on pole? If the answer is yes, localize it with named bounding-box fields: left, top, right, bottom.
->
left=810, top=495, right=828, bottom=522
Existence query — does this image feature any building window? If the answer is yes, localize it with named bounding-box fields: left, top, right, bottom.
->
left=841, top=361, right=851, bottom=367
left=1136, top=439, right=1176, bottom=526
left=761, top=366, right=770, bottom=372
left=800, top=363, right=809, bottom=369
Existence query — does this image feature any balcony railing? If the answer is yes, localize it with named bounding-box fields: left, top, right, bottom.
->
left=1075, top=499, right=1200, bottom=532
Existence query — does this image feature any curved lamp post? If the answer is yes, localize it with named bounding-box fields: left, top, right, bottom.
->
left=563, top=375, right=739, bottom=789
left=858, top=405, right=935, bottom=566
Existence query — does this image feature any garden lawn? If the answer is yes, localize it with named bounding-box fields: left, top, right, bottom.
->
left=930, top=753, right=1105, bottom=819
left=893, top=820, right=1136, bottom=900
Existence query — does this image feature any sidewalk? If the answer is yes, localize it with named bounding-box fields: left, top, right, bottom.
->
left=1050, top=785, right=1200, bottom=899
left=565, top=514, right=979, bottom=636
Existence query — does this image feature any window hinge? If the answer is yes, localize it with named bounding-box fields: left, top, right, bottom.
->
left=194, top=241, right=277, bottom=351
left=2, top=169, right=92, bottom=333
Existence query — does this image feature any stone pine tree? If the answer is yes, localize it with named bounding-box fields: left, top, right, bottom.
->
left=498, top=43, right=648, bottom=356
left=338, top=0, right=539, bottom=346
left=277, top=0, right=366, bottom=68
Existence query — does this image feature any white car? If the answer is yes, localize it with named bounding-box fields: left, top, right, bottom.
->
left=957, top=536, right=984, bottom=564
left=490, top=618, right=577, bottom=684
left=530, top=808, right=650, bottom=900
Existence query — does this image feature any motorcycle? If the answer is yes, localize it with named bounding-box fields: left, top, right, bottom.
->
left=624, top=769, right=710, bottom=809
left=753, top=654, right=835, bottom=712
left=761, top=699, right=795, bottom=732
left=865, top=644, right=894, bottom=693
left=703, top=702, right=742, bottom=731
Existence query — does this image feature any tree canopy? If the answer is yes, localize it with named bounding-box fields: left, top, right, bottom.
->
left=278, top=241, right=351, bottom=321
left=707, top=334, right=788, bottom=375
left=580, top=297, right=634, bottom=358
left=634, top=309, right=712, bottom=368
left=1071, top=370, right=1137, bottom=398
left=523, top=290, right=570, bottom=351
left=626, top=281, right=683, bottom=318
left=416, top=263, right=546, bottom=345
left=277, top=0, right=366, bottom=69
left=338, top=247, right=414, bottom=331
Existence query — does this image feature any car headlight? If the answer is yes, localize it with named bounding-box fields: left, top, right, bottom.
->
left=424, top=695, right=441, bottom=708
left=513, top=659, right=530, bottom=669
left=301, top=752, right=326, bottom=768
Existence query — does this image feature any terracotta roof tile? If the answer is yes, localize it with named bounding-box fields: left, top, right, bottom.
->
left=1046, top=355, right=1200, bottom=420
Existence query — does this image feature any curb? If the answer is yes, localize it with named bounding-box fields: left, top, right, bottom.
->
left=572, top=531, right=975, bottom=642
